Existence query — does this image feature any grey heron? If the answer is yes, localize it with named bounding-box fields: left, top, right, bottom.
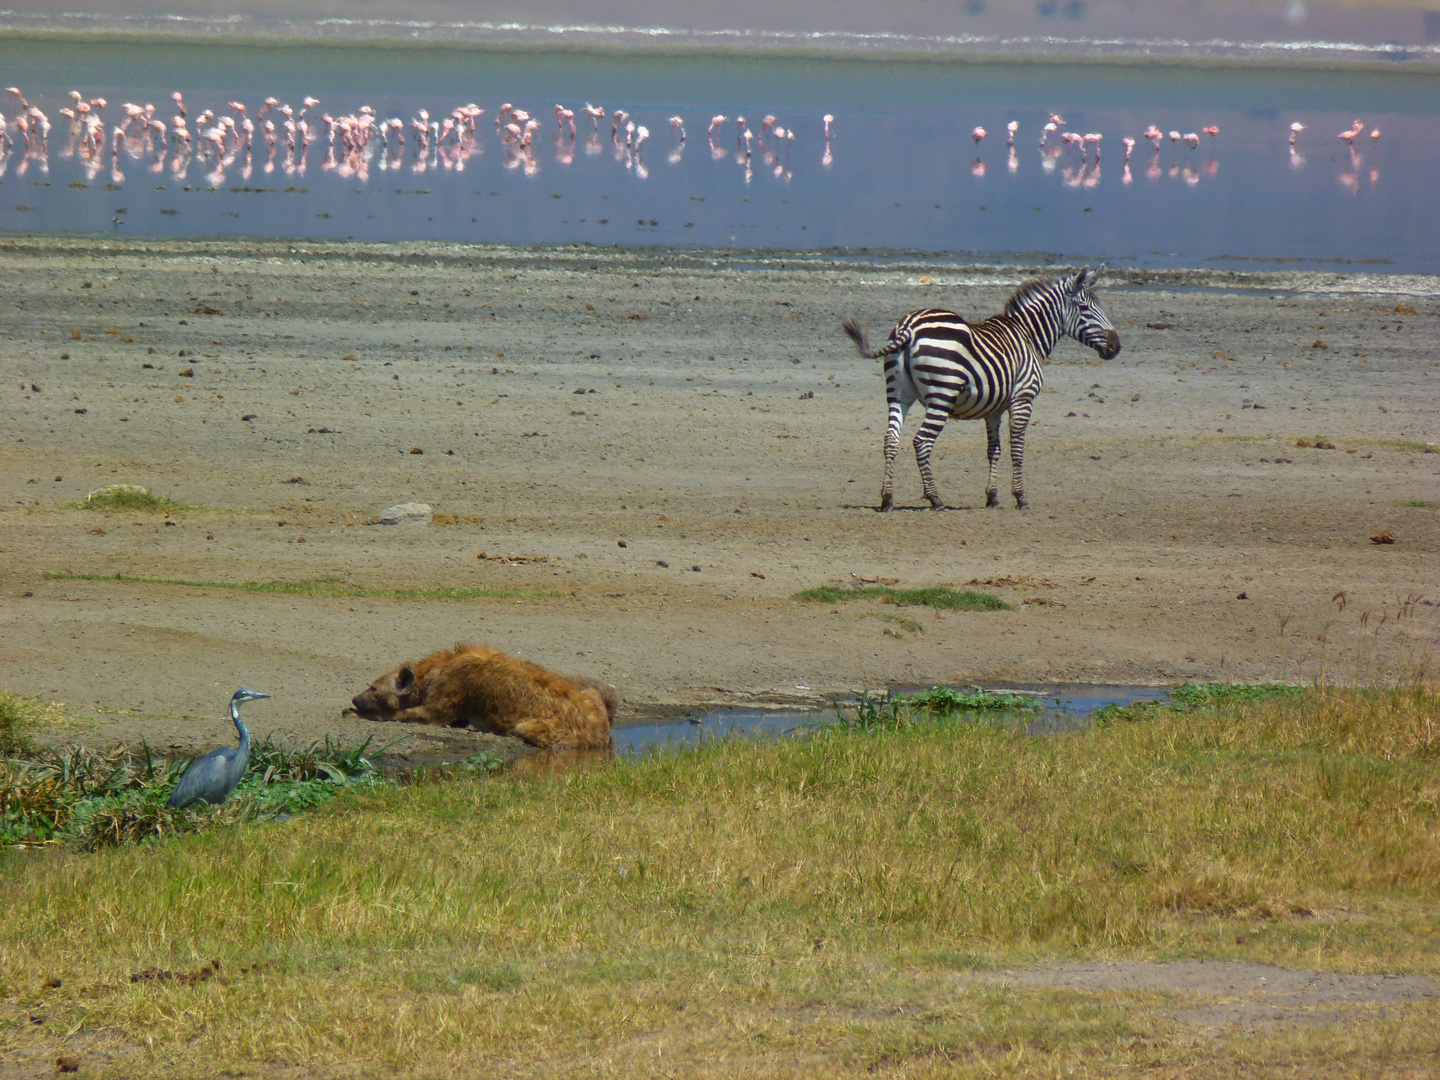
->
left=166, top=689, right=270, bottom=809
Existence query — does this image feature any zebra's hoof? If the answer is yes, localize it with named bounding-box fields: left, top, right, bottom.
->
left=928, top=498, right=945, bottom=511
left=880, top=498, right=893, bottom=512
left=1015, top=499, right=1029, bottom=510
left=985, top=493, right=1001, bottom=509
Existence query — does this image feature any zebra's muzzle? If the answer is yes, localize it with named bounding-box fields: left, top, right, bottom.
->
left=1097, top=330, right=1121, bottom=360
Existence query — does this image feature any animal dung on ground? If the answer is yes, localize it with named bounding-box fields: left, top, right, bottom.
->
left=1370, top=530, right=1396, bottom=544
left=350, top=643, right=620, bottom=749
left=130, top=959, right=222, bottom=986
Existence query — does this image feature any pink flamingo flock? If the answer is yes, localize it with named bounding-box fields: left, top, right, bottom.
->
left=0, top=86, right=836, bottom=188
left=0, top=85, right=1378, bottom=198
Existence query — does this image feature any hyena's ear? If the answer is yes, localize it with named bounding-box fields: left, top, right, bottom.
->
left=396, top=666, right=416, bottom=691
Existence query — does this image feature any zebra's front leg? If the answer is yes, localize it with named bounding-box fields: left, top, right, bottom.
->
left=984, top=413, right=1004, bottom=508
left=1008, top=402, right=1033, bottom=509
left=913, top=405, right=950, bottom=510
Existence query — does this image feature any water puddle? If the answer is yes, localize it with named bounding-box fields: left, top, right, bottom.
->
left=378, top=685, right=1175, bottom=780
left=613, top=683, right=1171, bottom=755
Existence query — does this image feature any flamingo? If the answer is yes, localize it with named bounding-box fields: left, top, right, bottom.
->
left=1006, top=119, right=1018, bottom=146
left=823, top=114, right=834, bottom=141
left=1121, top=136, right=1135, bottom=162
left=1337, top=119, right=1364, bottom=144
left=708, top=114, right=728, bottom=135
left=1289, top=121, right=1306, bottom=144
left=554, top=104, right=576, bottom=138
left=669, top=115, right=685, bottom=142
left=971, top=126, right=988, bottom=147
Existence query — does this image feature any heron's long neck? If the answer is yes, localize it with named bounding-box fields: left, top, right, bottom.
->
left=231, top=703, right=251, bottom=755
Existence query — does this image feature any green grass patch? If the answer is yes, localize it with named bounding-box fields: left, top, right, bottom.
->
left=796, top=583, right=1011, bottom=611
left=1404, top=499, right=1435, bottom=509
left=43, top=571, right=543, bottom=602
left=74, top=485, right=198, bottom=513
left=0, top=731, right=393, bottom=850
left=2, top=682, right=1437, bottom=1076
left=1093, top=681, right=1303, bottom=725
left=833, top=685, right=1040, bottom=730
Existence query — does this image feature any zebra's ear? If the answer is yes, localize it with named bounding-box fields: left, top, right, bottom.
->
left=1067, top=268, right=1089, bottom=294
left=1077, top=266, right=1103, bottom=290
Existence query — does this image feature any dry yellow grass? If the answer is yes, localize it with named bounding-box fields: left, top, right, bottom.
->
left=1, top=684, right=1437, bottom=1077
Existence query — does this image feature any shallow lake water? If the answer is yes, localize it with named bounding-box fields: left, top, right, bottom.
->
left=611, top=683, right=1172, bottom=757
left=3, top=39, right=1437, bottom=271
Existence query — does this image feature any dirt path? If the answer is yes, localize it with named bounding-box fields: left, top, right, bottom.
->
left=1, top=238, right=1436, bottom=761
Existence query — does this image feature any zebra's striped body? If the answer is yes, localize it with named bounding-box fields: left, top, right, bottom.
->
left=843, top=267, right=1119, bottom=511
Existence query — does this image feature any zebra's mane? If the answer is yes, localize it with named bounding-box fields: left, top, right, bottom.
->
left=1002, top=275, right=1067, bottom=318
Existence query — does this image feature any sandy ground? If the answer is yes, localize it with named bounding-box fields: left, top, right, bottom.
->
left=0, top=237, right=1437, bottom=764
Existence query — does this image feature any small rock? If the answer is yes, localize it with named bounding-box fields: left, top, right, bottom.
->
left=617, top=540, right=628, bottom=548
left=56, top=1055, right=80, bottom=1073
left=370, top=502, right=433, bottom=526
left=1237, top=591, right=1248, bottom=600
left=657, top=560, right=669, bottom=568
left=1370, top=530, right=1395, bottom=545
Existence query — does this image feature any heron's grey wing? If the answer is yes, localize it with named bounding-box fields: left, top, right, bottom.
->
left=167, top=747, right=240, bottom=808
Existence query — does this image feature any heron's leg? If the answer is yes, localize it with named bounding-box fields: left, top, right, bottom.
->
left=1008, top=398, right=1035, bottom=509
left=913, top=402, right=951, bottom=510
left=984, top=413, right=1003, bottom=508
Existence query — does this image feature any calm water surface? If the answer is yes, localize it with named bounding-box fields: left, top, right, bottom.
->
left=613, top=684, right=1172, bottom=756
left=2, top=39, right=1437, bottom=271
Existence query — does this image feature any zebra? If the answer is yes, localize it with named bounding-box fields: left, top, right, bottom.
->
left=842, top=267, right=1120, bottom=512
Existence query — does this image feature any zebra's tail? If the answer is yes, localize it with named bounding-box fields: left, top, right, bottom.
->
left=842, top=318, right=899, bottom=359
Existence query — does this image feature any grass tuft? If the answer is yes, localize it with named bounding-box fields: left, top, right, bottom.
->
left=76, top=485, right=195, bottom=512
left=833, top=685, right=1038, bottom=730
left=796, top=583, right=1010, bottom=611
left=1094, top=681, right=1305, bottom=725
left=0, top=692, right=45, bottom=756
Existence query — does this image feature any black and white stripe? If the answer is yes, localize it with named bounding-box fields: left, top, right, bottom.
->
left=843, top=267, right=1120, bottom=511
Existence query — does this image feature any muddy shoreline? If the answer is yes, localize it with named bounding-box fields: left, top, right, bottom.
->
left=1, top=236, right=1436, bottom=761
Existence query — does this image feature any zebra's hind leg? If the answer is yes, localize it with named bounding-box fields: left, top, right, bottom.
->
left=984, top=413, right=1004, bottom=508
left=881, top=426, right=900, bottom=511
left=912, top=405, right=950, bottom=510
left=880, top=393, right=907, bottom=512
